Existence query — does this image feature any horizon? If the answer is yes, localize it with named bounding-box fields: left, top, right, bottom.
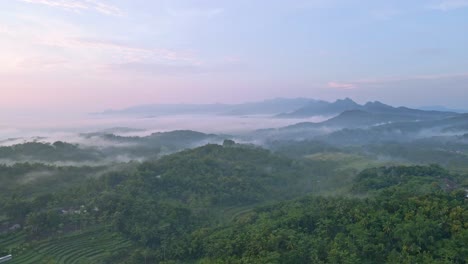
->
left=1, top=0, right=468, bottom=114
left=1, top=95, right=466, bottom=141
left=1, top=96, right=465, bottom=121
left=2, top=2, right=468, bottom=262
left=1, top=96, right=467, bottom=115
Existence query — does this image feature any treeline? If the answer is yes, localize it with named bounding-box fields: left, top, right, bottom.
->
left=0, top=141, right=106, bottom=162
left=0, top=130, right=221, bottom=164
left=116, top=164, right=467, bottom=263
left=181, top=190, right=467, bottom=263
left=1, top=143, right=467, bottom=263
left=1, top=144, right=315, bottom=242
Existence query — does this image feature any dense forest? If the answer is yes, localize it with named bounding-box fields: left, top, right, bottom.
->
left=1, top=139, right=467, bottom=263
left=2, top=0, right=468, bottom=260
left=1, top=105, right=468, bottom=263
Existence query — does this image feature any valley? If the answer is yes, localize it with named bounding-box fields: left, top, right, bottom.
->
left=1, top=98, right=467, bottom=263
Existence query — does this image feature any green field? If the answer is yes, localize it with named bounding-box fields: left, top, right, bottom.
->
left=0, top=227, right=132, bottom=264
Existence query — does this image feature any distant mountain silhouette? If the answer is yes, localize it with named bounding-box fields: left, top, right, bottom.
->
left=319, top=113, right=468, bottom=145
left=97, top=98, right=314, bottom=116
left=320, top=110, right=417, bottom=128
left=253, top=101, right=462, bottom=142
left=278, top=98, right=457, bottom=118
left=277, top=98, right=360, bottom=117
left=260, top=111, right=467, bottom=145
left=419, top=105, right=468, bottom=113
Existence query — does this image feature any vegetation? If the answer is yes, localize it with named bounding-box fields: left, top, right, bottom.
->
left=1, top=227, right=132, bottom=264
left=0, top=139, right=466, bottom=263
left=184, top=189, right=467, bottom=263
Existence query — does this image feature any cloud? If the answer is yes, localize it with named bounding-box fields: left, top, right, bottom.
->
left=429, top=0, right=468, bottom=11
left=327, top=82, right=357, bottom=89
left=107, top=60, right=245, bottom=75
left=358, top=72, right=468, bottom=84
left=39, top=37, right=202, bottom=65
left=0, top=24, right=14, bottom=35
left=18, top=0, right=124, bottom=16
left=328, top=72, right=468, bottom=89
left=104, top=54, right=245, bottom=75
left=107, top=62, right=204, bottom=75
left=370, top=8, right=401, bottom=20
left=18, top=56, right=69, bottom=70
left=1, top=11, right=219, bottom=76
left=167, top=7, right=224, bottom=19
left=294, top=0, right=341, bottom=9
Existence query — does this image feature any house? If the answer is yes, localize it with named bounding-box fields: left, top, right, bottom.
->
left=8, top=224, right=21, bottom=232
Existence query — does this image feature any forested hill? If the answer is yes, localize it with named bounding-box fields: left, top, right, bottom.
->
left=0, top=130, right=221, bottom=164
left=128, top=143, right=308, bottom=206
left=0, top=143, right=319, bottom=261
left=188, top=189, right=467, bottom=263
left=159, top=165, right=467, bottom=263
left=1, top=141, right=467, bottom=263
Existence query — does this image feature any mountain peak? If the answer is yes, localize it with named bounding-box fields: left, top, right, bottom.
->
left=336, top=97, right=355, bottom=102
left=364, top=101, right=394, bottom=111
left=365, top=101, right=388, bottom=106
left=334, top=98, right=359, bottom=106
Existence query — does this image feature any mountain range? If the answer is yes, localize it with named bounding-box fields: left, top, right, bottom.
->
left=98, top=98, right=461, bottom=121
left=250, top=100, right=464, bottom=142
left=97, top=98, right=315, bottom=116
left=277, top=98, right=457, bottom=119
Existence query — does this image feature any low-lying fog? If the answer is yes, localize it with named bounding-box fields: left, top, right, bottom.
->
left=0, top=114, right=330, bottom=145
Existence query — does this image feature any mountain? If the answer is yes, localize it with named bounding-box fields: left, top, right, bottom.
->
left=319, top=110, right=419, bottom=128
left=277, top=98, right=360, bottom=117
left=278, top=106, right=459, bottom=131
left=419, top=105, right=468, bottom=113
left=98, top=103, right=227, bottom=116
left=278, top=98, right=457, bottom=119
left=223, top=98, right=315, bottom=115
left=97, top=98, right=314, bottom=117
left=96, top=98, right=460, bottom=121
left=319, top=114, right=468, bottom=145
left=251, top=106, right=463, bottom=142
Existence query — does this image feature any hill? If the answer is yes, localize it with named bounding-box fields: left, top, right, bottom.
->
left=1, top=140, right=467, bottom=263
left=253, top=108, right=466, bottom=142
left=0, top=130, right=222, bottom=164
left=0, top=143, right=319, bottom=261
left=278, top=98, right=457, bottom=119
left=320, top=114, right=468, bottom=145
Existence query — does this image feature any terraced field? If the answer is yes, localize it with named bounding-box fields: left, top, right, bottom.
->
left=0, top=227, right=133, bottom=264
left=0, top=232, right=26, bottom=252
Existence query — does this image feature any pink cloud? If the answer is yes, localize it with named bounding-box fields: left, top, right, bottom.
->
left=18, top=56, right=69, bottom=69
left=0, top=25, right=14, bottom=35
left=42, top=38, right=201, bottom=64
left=19, top=0, right=124, bottom=16
left=327, top=81, right=357, bottom=89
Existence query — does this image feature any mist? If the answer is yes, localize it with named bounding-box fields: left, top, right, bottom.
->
left=0, top=113, right=329, bottom=143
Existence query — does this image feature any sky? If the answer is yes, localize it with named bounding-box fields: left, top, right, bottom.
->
left=1, top=0, right=468, bottom=113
